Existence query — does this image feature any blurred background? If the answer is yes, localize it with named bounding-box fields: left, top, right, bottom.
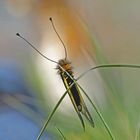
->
left=0, top=0, right=140, bottom=139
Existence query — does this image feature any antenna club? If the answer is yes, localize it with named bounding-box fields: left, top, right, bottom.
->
left=16, top=33, right=20, bottom=36
left=49, top=17, right=52, bottom=21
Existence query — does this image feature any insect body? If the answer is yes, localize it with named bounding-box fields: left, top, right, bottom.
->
left=16, top=17, right=94, bottom=130
left=57, top=59, right=94, bottom=128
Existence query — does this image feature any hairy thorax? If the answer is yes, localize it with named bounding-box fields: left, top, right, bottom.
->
left=56, top=59, right=73, bottom=76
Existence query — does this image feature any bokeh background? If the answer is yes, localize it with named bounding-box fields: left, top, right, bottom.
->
left=0, top=0, right=140, bottom=140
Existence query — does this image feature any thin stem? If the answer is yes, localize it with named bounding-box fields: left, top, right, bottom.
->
left=36, top=83, right=74, bottom=140
left=77, top=84, right=115, bottom=140
left=55, top=127, right=67, bottom=140
left=77, top=64, right=140, bottom=80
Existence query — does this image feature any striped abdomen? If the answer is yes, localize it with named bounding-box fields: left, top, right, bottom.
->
left=61, top=71, right=82, bottom=111
left=56, top=59, right=94, bottom=128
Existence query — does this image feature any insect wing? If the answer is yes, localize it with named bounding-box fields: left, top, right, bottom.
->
left=77, top=88, right=95, bottom=127
left=62, top=75, right=85, bottom=130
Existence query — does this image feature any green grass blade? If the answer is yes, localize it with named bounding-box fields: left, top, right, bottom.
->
left=77, top=64, right=140, bottom=80
left=36, top=91, right=67, bottom=140
left=77, top=83, right=115, bottom=140
left=36, top=82, right=75, bottom=140
left=55, top=127, right=67, bottom=140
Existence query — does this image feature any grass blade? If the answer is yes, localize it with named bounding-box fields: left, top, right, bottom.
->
left=77, top=83, right=115, bottom=140
left=36, top=83, right=75, bottom=140
left=36, top=90, right=67, bottom=140
left=77, top=64, right=140, bottom=80
left=55, top=127, right=67, bottom=140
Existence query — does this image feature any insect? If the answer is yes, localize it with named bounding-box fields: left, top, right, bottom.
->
left=16, top=17, right=94, bottom=130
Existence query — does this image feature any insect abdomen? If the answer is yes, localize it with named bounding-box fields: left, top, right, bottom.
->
left=61, top=72, right=82, bottom=111
left=56, top=59, right=82, bottom=111
left=57, top=59, right=94, bottom=127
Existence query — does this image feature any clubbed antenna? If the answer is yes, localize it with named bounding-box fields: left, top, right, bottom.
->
left=16, top=33, right=58, bottom=64
left=49, top=17, right=68, bottom=60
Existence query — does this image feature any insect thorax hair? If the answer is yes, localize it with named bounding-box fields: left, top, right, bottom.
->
left=56, top=59, right=73, bottom=77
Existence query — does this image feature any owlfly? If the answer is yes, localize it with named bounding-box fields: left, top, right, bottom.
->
left=16, top=17, right=94, bottom=130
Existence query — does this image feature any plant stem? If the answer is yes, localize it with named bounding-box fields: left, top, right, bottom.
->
left=36, top=83, right=74, bottom=140
left=78, top=84, right=115, bottom=140
left=55, top=127, right=67, bottom=140
left=77, top=64, right=140, bottom=80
